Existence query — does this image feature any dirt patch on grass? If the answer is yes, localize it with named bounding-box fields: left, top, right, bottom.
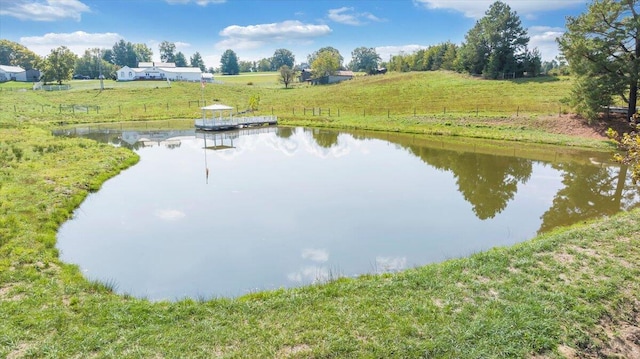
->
left=534, top=114, right=635, bottom=140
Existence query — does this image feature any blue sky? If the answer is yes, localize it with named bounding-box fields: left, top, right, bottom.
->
left=0, top=0, right=587, bottom=69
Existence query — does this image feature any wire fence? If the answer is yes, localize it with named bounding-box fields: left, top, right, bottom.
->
left=2, top=100, right=569, bottom=123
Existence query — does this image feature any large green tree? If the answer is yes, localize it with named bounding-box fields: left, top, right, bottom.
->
left=256, top=58, right=271, bottom=72
left=111, top=40, right=138, bottom=67
left=558, top=0, right=639, bottom=120
left=133, top=43, right=153, bottom=62
left=174, top=51, right=187, bottom=67
left=458, top=1, right=531, bottom=78
left=311, top=50, right=341, bottom=79
left=220, top=49, right=239, bottom=75
left=0, top=40, right=40, bottom=70
left=239, top=61, right=254, bottom=72
left=159, top=41, right=176, bottom=63
left=349, top=47, right=381, bottom=74
left=41, top=46, right=76, bottom=84
left=271, top=48, right=295, bottom=71
left=307, top=47, right=343, bottom=69
left=74, top=48, right=115, bottom=79
left=190, top=51, right=206, bottom=71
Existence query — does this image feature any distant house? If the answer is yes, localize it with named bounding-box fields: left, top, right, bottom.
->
left=116, top=62, right=203, bottom=82
left=0, top=65, right=27, bottom=82
left=299, top=69, right=313, bottom=82
left=299, top=69, right=354, bottom=85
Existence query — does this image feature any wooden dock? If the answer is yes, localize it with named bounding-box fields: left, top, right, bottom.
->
left=194, top=115, right=277, bottom=131
left=194, top=103, right=277, bottom=131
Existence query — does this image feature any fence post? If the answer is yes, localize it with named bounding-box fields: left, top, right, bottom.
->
left=304, top=108, right=306, bottom=116
left=14, top=105, right=16, bottom=112
left=443, top=107, right=446, bottom=115
left=517, top=106, right=519, bottom=117
left=338, top=109, right=340, bottom=117
left=388, top=109, right=390, bottom=118
left=293, top=108, right=295, bottom=116
left=59, top=104, right=62, bottom=113
left=363, top=109, right=365, bottom=117
left=414, top=108, right=416, bottom=116
left=119, top=105, right=122, bottom=114
left=272, top=107, right=274, bottom=115
left=166, top=103, right=169, bottom=111
left=144, top=104, right=146, bottom=112
left=329, top=108, right=331, bottom=116
left=476, top=106, right=479, bottom=116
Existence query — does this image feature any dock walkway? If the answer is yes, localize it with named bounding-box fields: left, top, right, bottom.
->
left=195, top=115, right=277, bottom=131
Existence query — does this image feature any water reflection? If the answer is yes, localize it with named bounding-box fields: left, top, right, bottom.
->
left=55, top=126, right=639, bottom=300
left=409, top=146, right=532, bottom=219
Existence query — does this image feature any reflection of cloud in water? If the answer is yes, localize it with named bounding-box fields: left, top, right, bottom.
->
left=301, top=248, right=329, bottom=263
left=154, top=209, right=186, bottom=221
left=375, top=256, right=407, bottom=273
left=265, top=132, right=299, bottom=157
left=287, top=266, right=330, bottom=284
left=298, top=131, right=352, bottom=159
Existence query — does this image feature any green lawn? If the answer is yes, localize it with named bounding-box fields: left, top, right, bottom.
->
left=1, top=71, right=638, bottom=358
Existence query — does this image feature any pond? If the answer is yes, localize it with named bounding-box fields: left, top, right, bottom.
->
left=55, top=125, right=639, bottom=301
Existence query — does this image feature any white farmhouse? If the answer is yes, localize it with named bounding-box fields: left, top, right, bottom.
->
left=116, top=62, right=203, bottom=82
left=0, top=65, right=27, bottom=82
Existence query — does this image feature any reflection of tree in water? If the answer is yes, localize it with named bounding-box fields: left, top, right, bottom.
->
left=539, top=163, right=640, bottom=233
left=276, top=127, right=294, bottom=139
left=306, top=128, right=339, bottom=148
left=408, top=146, right=532, bottom=220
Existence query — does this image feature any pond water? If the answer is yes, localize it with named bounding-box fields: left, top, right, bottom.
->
left=55, top=126, right=639, bottom=301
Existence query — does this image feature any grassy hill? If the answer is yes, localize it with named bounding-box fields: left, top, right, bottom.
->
left=0, top=71, right=573, bottom=125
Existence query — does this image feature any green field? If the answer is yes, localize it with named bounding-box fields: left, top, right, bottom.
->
left=1, top=71, right=639, bottom=358
left=1, top=71, right=573, bottom=124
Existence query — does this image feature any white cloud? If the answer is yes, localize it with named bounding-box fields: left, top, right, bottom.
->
left=0, top=0, right=90, bottom=21
left=414, top=0, right=584, bottom=19
left=327, top=7, right=384, bottom=26
left=165, top=0, right=225, bottom=5
left=154, top=209, right=186, bottom=221
left=528, top=26, right=564, bottom=61
left=20, top=31, right=122, bottom=56
left=301, top=248, right=329, bottom=263
left=216, top=20, right=331, bottom=51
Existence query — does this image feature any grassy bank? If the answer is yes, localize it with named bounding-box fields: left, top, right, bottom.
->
left=1, top=72, right=638, bottom=357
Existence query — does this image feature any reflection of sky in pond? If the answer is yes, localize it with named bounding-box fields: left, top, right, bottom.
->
left=56, top=127, right=636, bottom=301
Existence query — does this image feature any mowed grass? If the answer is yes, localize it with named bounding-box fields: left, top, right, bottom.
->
left=2, top=71, right=639, bottom=357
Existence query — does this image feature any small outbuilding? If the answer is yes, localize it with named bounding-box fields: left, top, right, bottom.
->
left=0, top=65, right=27, bottom=82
